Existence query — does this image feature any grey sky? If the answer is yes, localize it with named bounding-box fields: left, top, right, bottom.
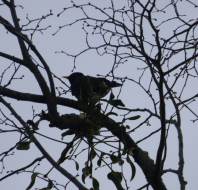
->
left=0, top=0, right=198, bottom=189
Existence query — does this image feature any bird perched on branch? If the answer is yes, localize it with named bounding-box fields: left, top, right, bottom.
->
left=63, top=72, right=121, bottom=105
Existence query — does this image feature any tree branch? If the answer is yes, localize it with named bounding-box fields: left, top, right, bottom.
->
left=0, top=96, right=88, bottom=190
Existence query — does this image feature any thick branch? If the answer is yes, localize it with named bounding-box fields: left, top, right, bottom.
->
left=0, top=86, right=78, bottom=108
left=0, top=86, right=167, bottom=189
left=93, top=110, right=167, bottom=190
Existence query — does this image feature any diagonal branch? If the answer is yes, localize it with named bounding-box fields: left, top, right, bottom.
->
left=0, top=14, right=58, bottom=118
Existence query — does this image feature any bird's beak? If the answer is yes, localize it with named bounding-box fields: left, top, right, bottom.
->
left=62, top=75, right=68, bottom=79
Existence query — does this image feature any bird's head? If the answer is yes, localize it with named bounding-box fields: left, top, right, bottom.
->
left=63, top=72, right=84, bottom=83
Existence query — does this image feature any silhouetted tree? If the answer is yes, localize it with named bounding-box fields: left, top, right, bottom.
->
left=0, top=0, right=197, bottom=189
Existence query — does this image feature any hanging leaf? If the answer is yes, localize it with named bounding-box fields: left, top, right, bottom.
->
left=82, top=166, right=91, bottom=183
left=110, top=154, right=124, bottom=165
left=110, top=155, right=120, bottom=164
left=127, top=115, right=141, bottom=120
left=75, top=161, right=79, bottom=171
left=61, top=129, right=75, bottom=138
left=108, top=99, right=125, bottom=107
left=126, top=156, right=136, bottom=181
left=106, top=112, right=118, bottom=117
left=26, top=173, right=38, bottom=190
left=90, top=149, right=97, bottom=161
left=46, top=180, right=53, bottom=189
left=17, top=141, right=30, bottom=150
left=107, top=171, right=124, bottom=190
left=92, top=177, right=100, bottom=190
left=110, top=92, right=115, bottom=100
left=97, top=152, right=105, bottom=167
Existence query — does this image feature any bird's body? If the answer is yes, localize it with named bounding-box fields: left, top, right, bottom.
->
left=64, top=72, right=121, bottom=105
left=65, top=72, right=88, bottom=101
left=87, top=76, right=121, bottom=101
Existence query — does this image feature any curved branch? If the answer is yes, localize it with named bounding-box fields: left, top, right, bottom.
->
left=0, top=86, right=78, bottom=109
left=9, top=0, right=56, bottom=96
left=0, top=51, right=24, bottom=64
left=0, top=14, right=58, bottom=118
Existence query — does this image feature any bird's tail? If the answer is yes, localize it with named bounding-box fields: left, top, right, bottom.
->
left=110, top=81, right=122, bottom=87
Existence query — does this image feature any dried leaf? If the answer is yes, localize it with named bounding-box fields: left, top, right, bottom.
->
left=92, top=177, right=100, bottom=190
left=126, top=156, right=136, bottom=181
left=17, top=141, right=30, bottom=151
left=107, top=171, right=124, bottom=190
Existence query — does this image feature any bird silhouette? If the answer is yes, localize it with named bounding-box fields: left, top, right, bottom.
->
left=64, top=72, right=121, bottom=105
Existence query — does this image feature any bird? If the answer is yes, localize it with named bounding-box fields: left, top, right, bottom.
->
left=63, top=72, right=121, bottom=105
left=64, top=72, right=91, bottom=104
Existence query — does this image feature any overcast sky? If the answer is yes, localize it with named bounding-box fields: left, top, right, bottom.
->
left=0, top=0, right=198, bottom=189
